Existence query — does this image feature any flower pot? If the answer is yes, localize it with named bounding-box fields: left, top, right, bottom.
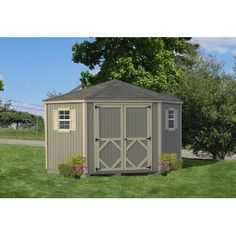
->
left=160, top=171, right=167, bottom=176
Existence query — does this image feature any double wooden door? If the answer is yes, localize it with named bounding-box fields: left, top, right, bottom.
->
left=94, top=104, right=152, bottom=172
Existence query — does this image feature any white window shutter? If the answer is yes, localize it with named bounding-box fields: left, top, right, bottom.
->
left=53, top=110, right=59, bottom=131
left=175, top=109, right=178, bottom=130
left=70, top=109, right=76, bottom=131
left=165, top=109, right=168, bottom=130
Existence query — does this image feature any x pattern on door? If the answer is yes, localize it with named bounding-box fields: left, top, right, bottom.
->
left=94, top=104, right=152, bottom=172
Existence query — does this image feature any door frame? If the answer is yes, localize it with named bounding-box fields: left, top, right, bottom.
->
left=94, top=103, right=152, bottom=172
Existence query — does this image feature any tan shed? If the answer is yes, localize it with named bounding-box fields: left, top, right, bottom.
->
left=44, top=79, right=182, bottom=175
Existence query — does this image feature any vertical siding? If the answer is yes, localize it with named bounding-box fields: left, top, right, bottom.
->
left=152, top=103, right=159, bottom=172
left=99, top=107, right=121, bottom=138
left=126, top=107, right=147, bottom=137
left=47, top=103, right=83, bottom=172
left=162, top=103, right=181, bottom=158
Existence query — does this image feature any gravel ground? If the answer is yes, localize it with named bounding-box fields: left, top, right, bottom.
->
left=0, top=139, right=45, bottom=147
left=182, top=149, right=236, bottom=160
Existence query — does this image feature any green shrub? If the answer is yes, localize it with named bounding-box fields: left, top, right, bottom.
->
left=58, top=164, right=72, bottom=177
left=159, top=153, right=182, bottom=172
left=67, top=156, right=86, bottom=167
left=160, top=153, right=177, bottom=165
left=170, top=159, right=183, bottom=171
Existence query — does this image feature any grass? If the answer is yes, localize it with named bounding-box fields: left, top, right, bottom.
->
left=0, top=144, right=236, bottom=198
left=0, top=129, right=44, bottom=140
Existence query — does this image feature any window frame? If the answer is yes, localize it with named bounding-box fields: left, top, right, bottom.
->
left=167, top=108, right=176, bottom=131
left=58, top=108, right=71, bottom=133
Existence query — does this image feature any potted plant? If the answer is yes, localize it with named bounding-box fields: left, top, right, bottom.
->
left=72, top=165, right=87, bottom=179
left=160, top=168, right=168, bottom=176
left=159, top=160, right=172, bottom=176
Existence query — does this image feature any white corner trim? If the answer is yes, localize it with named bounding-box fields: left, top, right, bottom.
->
left=157, top=102, right=162, bottom=159
left=44, top=105, right=48, bottom=170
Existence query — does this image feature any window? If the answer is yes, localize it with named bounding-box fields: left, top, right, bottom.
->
left=59, top=110, right=70, bottom=130
left=168, top=109, right=175, bottom=129
left=165, top=108, right=177, bottom=131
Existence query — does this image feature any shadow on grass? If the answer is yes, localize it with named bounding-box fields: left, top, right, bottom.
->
left=182, top=158, right=218, bottom=169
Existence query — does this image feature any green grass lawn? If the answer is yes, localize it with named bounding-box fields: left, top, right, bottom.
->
left=0, top=129, right=44, bottom=140
left=0, top=144, right=236, bottom=198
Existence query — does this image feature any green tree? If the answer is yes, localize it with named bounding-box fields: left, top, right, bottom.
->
left=0, top=80, right=3, bottom=91
left=72, top=38, right=199, bottom=92
left=175, top=66, right=236, bottom=159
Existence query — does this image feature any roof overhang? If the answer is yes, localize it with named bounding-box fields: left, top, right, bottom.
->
left=43, top=99, right=183, bottom=105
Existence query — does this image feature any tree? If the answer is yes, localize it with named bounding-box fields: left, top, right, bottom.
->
left=72, top=38, right=199, bottom=92
left=47, top=90, right=62, bottom=98
left=174, top=60, right=236, bottom=159
left=0, top=80, right=3, bottom=91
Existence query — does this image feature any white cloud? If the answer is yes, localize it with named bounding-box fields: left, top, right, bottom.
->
left=192, top=37, right=236, bottom=55
left=193, top=37, right=236, bottom=55
left=0, top=74, right=4, bottom=81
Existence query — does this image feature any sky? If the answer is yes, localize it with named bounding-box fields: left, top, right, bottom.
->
left=0, top=37, right=236, bottom=117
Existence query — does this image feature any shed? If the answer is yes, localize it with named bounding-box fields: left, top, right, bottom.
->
left=44, top=79, right=182, bottom=175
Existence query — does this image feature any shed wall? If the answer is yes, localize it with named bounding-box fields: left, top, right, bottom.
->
left=46, top=103, right=83, bottom=172
left=161, top=103, right=182, bottom=158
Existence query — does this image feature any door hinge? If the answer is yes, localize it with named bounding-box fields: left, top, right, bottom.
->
left=146, top=137, right=152, bottom=140
left=146, top=165, right=152, bottom=169
left=95, top=137, right=101, bottom=142
left=146, top=105, right=151, bottom=109
left=96, top=167, right=101, bottom=171
left=95, top=105, right=100, bottom=109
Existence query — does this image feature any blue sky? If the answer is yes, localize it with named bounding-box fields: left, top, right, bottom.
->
left=0, top=37, right=236, bottom=116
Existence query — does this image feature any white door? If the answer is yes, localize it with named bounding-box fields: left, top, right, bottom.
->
left=94, top=104, right=152, bottom=172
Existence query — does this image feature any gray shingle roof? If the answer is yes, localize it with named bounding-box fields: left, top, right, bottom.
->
left=44, top=79, right=181, bottom=102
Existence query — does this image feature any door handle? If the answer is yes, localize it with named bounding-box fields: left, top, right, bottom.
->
left=146, top=137, right=152, bottom=140
left=124, top=138, right=128, bottom=141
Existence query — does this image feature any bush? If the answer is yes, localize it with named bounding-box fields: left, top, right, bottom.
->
left=58, top=156, right=87, bottom=178
left=160, top=153, right=177, bottom=166
left=159, top=153, right=182, bottom=172
left=67, top=156, right=86, bottom=167
left=170, top=159, right=183, bottom=171
left=58, top=164, right=72, bottom=177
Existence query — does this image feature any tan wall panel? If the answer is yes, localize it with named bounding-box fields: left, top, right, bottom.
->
left=47, top=103, right=83, bottom=171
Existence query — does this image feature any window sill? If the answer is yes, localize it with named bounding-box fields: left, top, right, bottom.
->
left=58, top=129, right=71, bottom=133
left=167, top=128, right=176, bottom=132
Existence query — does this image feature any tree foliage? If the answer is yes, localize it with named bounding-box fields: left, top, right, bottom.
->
left=175, top=56, right=236, bottom=159
left=0, top=101, right=44, bottom=130
left=72, top=38, right=199, bottom=92
left=0, top=80, right=3, bottom=91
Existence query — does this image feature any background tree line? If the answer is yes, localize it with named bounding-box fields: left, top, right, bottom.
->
left=0, top=100, right=44, bottom=132
left=72, top=37, right=236, bottom=159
